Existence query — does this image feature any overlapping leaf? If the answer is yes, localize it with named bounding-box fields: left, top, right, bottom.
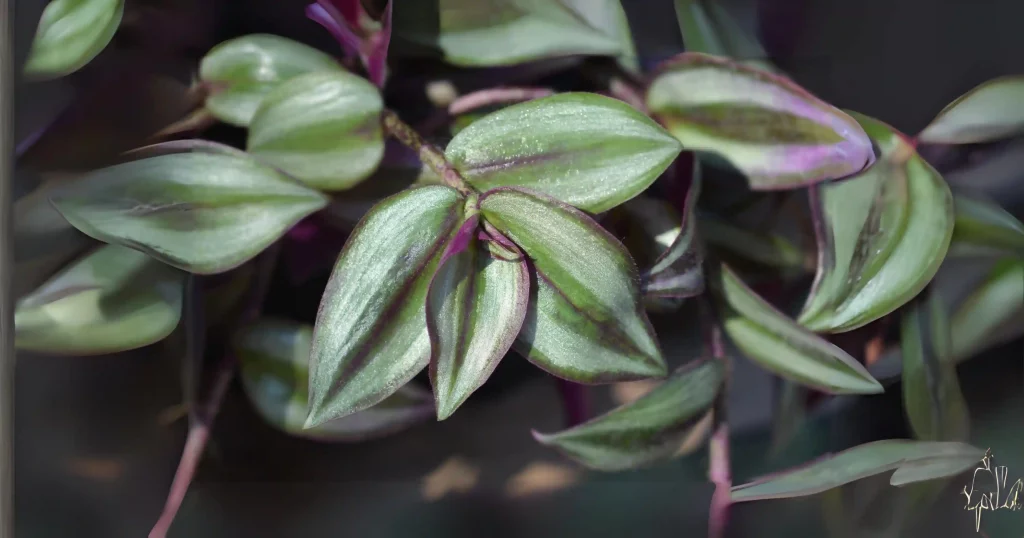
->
left=200, top=34, right=344, bottom=126
left=799, top=113, right=954, bottom=333
left=48, top=147, right=329, bottom=275
left=15, top=244, right=184, bottom=354
left=426, top=214, right=530, bottom=420
left=641, top=160, right=704, bottom=298
left=950, top=258, right=1024, bottom=361
left=647, top=53, right=874, bottom=189
left=731, top=440, right=985, bottom=501
left=917, top=76, right=1024, bottom=144
left=948, top=193, right=1024, bottom=258
left=533, top=357, right=724, bottom=471
left=713, top=263, right=882, bottom=394
left=446, top=93, right=682, bottom=213
left=247, top=71, right=385, bottom=191
left=673, top=0, right=768, bottom=68
left=25, top=0, right=124, bottom=79
left=14, top=182, right=94, bottom=298
left=700, top=214, right=808, bottom=271
left=561, top=0, right=639, bottom=71
left=479, top=188, right=666, bottom=382
left=235, top=318, right=433, bottom=441
left=307, top=185, right=463, bottom=427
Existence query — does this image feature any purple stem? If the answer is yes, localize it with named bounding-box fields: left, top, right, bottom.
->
left=708, top=423, right=732, bottom=538
left=555, top=378, right=590, bottom=428
left=365, top=0, right=392, bottom=88
left=307, top=1, right=362, bottom=60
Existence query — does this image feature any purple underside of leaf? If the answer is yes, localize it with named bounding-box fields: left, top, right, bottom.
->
left=643, top=165, right=704, bottom=298
left=366, top=0, right=392, bottom=87
left=307, top=1, right=362, bottom=59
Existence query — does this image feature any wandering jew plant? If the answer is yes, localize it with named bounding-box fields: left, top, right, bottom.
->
left=15, top=0, right=1024, bottom=536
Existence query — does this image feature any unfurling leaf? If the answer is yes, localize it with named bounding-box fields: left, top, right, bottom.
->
left=730, top=440, right=985, bottom=502
left=673, top=0, right=768, bottom=67
left=533, top=357, right=724, bottom=471
left=15, top=244, right=184, bottom=354
left=917, top=76, right=1024, bottom=144
left=901, top=293, right=969, bottom=442
left=307, top=186, right=463, bottom=428
left=247, top=71, right=385, bottom=191
left=948, top=193, right=1024, bottom=259
left=234, top=318, right=433, bottom=441
left=713, top=263, right=882, bottom=394
left=200, top=34, right=344, bottom=126
left=446, top=93, right=682, bottom=213
left=950, top=259, right=1024, bottom=361
left=25, top=0, right=124, bottom=79
left=641, top=160, right=704, bottom=298
left=49, top=147, right=329, bottom=275
left=647, top=53, right=874, bottom=189
left=479, top=188, right=666, bottom=382
left=799, top=112, right=954, bottom=333
left=427, top=214, right=530, bottom=420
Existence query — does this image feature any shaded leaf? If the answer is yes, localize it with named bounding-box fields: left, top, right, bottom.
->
left=769, top=380, right=808, bottom=458
left=917, top=76, right=1024, bottom=144
left=712, top=263, right=883, bottom=394
left=731, top=440, right=985, bottom=502
left=49, top=146, right=329, bottom=275
left=15, top=244, right=184, bottom=354
left=427, top=214, right=530, bottom=420
left=234, top=318, right=433, bottom=441
left=533, top=357, right=724, bottom=471
left=674, top=0, right=767, bottom=65
left=247, top=71, right=385, bottom=191
left=14, top=181, right=94, bottom=298
left=561, top=0, right=639, bottom=71
left=446, top=93, right=681, bottom=213
left=646, top=53, right=874, bottom=190
left=948, top=192, right=1024, bottom=259
left=479, top=187, right=666, bottom=382
left=25, top=0, right=124, bottom=79
left=641, top=160, right=704, bottom=299
left=200, top=34, right=344, bottom=126
left=799, top=113, right=954, bottom=333
left=700, top=214, right=808, bottom=271
left=307, top=185, right=462, bottom=427
left=950, top=258, right=1024, bottom=361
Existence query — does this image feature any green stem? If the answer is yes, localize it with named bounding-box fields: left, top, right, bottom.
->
left=381, top=109, right=474, bottom=197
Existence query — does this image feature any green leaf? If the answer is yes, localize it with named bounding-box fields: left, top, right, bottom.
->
left=948, top=193, right=1024, bottom=259
left=247, top=71, right=385, bottom=191
left=446, top=93, right=682, bottom=213
left=950, top=258, right=1024, bottom=362
left=392, top=0, right=624, bottom=67
left=561, top=0, right=639, bottom=71
left=731, top=440, right=985, bottom=501
left=25, top=0, right=124, bottom=79
left=674, top=0, right=767, bottom=64
left=647, top=53, right=874, bottom=190
left=712, top=263, right=883, bottom=394
left=307, top=185, right=463, bottom=427
left=479, top=187, right=666, bottom=382
left=15, top=244, right=184, bottom=355
left=798, top=112, right=954, bottom=333
left=48, top=144, right=329, bottom=275
left=700, top=215, right=809, bottom=271
left=917, top=76, right=1024, bottom=144
left=427, top=214, right=530, bottom=420
left=234, top=318, right=433, bottom=441
left=200, top=34, right=344, bottom=127
left=14, top=182, right=94, bottom=298
left=901, top=293, right=969, bottom=442
left=642, top=161, right=704, bottom=299
left=533, top=357, right=723, bottom=471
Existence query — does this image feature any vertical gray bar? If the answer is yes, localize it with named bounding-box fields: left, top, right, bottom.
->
left=0, top=0, right=13, bottom=535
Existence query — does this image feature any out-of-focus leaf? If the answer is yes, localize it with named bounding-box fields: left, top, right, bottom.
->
left=917, top=76, right=1024, bottom=144
left=561, top=0, right=638, bottom=72
left=901, top=293, right=969, bottom=442
left=427, top=214, right=530, bottom=420
left=25, top=0, right=124, bottom=79
left=731, top=440, right=985, bottom=501
left=948, top=193, right=1024, bottom=258
left=646, top=53, right=874, bottom=190
left=674, top=0, right=768, bottom=67
left=392, top=0, right=624, bottom=67
left=950, top=258, right=1024, bottom=361
left=48, top=145, right=329, bottom=275
left=247, top=71, right=384, bottom=191
left=533, top=357, right=724, bottom=471
left=713, top=263, right=883, bottom=394
left=446, top=93, right=681, bottom=213
left=14, top=181, right=94, bottom=298
left=200, top=34, right=344, bottom=126
left=799, top=113, right=954, bottom=333
left=234, top=318, right=433, bottom=441
left=700, top=215, right=808, bottom=271
left=307, top=185, right=462, bottom=427
left=479, top=187, right=666, bottom=382
left=642, top=160, right=704, bottom=299
left=769, top=380, right=808, bottom=458
left=15, top=244, right=184, bottom=354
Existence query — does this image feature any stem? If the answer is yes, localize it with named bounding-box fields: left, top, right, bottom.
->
left=700, top=298, right=731, bottom=538
left=555, top=379, right=591, bottom=427
left=449, top=87, right=554, bottom=116
left=380, top=109, right=474, bottom=196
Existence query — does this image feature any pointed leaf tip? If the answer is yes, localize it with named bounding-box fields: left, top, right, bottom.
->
left=918, top=75, right=1024, bottom=144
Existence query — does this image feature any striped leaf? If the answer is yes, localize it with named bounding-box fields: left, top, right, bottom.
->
left=307, top=185, right=463, bottom=427
left=247, top=71, right=385, bottom=191
left=25, top=0, right=124, bottom=79
left=534, top=357, right=724, bottom=471
left=917, top=76, right=1024, bottom=144
left=479, top=187, right=666, bottom=383
left=640, top=159, right=704, bottom=299
left=647, top=53, right=874, bottom=190
left=427, top=214, right=530, bottom=420
left=799, top=112, right=954, bottom=333
left=948, top=192, right=1024, bottom=259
